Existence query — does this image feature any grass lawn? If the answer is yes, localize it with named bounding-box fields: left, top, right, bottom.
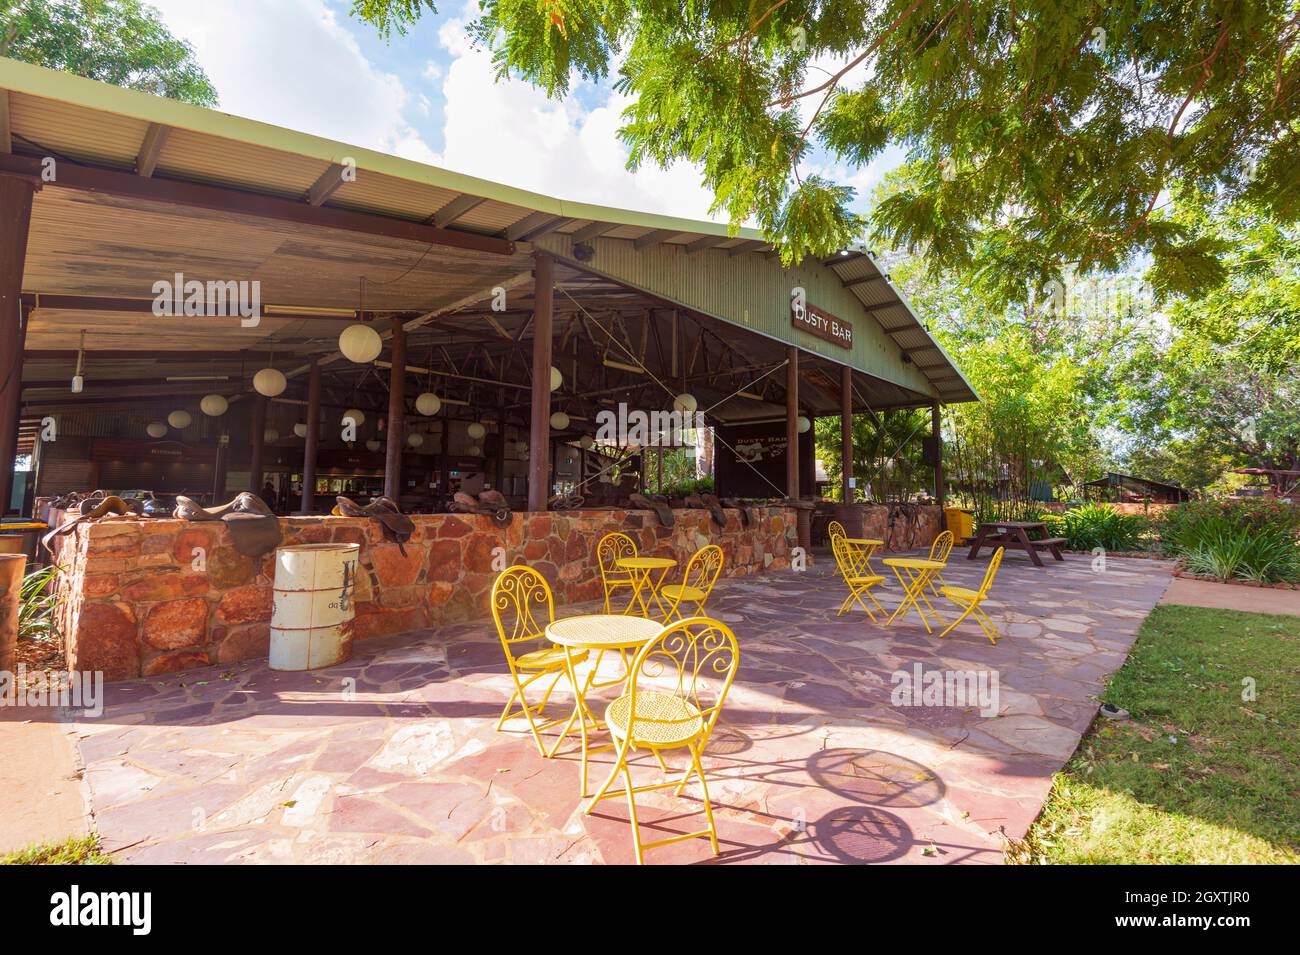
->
left=0, top=835, right=111, bottom=866
left=1012, top=604, right=1299, bottom=864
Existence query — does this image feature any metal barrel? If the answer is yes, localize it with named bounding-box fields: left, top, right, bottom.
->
left=269, top=543, right=360, bottom=671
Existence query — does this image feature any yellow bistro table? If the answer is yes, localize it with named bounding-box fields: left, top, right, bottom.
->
left=843, top=537, right=883, bottom=576
left=881, top=556, right=947, bottom=633
left=547, top=614, right=665, bottom=796
left=615, top=556, right=677, bottom=618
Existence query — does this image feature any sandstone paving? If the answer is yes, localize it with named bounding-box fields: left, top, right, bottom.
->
left=55, top=550, right=1171, bottom=864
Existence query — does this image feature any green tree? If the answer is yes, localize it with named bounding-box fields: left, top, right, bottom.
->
left=1, top=0, right=218, bottom=107
left=353, top=1, right=1299, bottom=302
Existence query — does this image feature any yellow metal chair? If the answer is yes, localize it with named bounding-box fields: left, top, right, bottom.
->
left=827, top=519, right=847, bottom=545
left=597, top=532, right=638, bottom=613
left=659, top=544, right=724, bottom=622
left=938, top=547, right=1004, bottom=644
left=585, top=617, right=740, bottom=864
left=490, top=566, right=588, bottom=755
left=831, top=533, right=886, bottom=621
left=926, top=529, right=955, bottom=598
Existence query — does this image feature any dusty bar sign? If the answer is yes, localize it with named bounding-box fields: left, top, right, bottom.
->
left=790, top=290, right=853, bottom=348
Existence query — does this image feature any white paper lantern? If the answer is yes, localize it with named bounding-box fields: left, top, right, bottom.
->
left=516, top=442, right=528, bottom=458
left=342, top=408, right=365, bottom=427
left=550, top=366, right=562, bottom=391
left=673, top=393, right=698, bottom=414
left=264, top=428, right=280, bottom=443
left=365, top=439, right=381, bottom=452
left=797, top=415, right=811, bottom=434
left=550, top=411, right=570, bottom=430
left=252, top=367, right=286, bottom=397
left=199, top=394, right=228, bottom=417
left=415, top=392, right=441, bottom=416
left=466, top=422, right=486, bottom=441
left=407, top=433, right=424, bottom=448
left=167, top=409, right=192, bottom=430
left=146, top=421, right=167, bottom=438
left=467, top=445, right=482, bottom=457
left=293, top=423, right=308, bottom=438
left=579, top=434, right=595, bottom=450
left=339, top=323, right=383, bottom=364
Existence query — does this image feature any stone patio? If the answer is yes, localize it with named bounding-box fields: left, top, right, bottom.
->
left=57, top=549, right=1171, bottom=864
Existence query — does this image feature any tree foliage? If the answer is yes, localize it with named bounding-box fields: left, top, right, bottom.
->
left=1, top=0, right=218, bottom=107
left=353, top=1, right=1300, bottom=302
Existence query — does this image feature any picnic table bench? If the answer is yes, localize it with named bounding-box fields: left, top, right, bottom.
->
left=966, top=520, right=1064, bottom=567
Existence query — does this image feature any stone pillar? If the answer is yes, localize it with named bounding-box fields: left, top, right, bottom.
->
left=527, top=252, right=554, bottom=512
left=0, top=173, right=37, bottom=516
left=301, top=357, right=321, bottom=512
left=384, top=318, right=407, bottom=500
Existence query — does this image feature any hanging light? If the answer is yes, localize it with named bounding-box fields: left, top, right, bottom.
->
left=579, top=434, right=594, bottom=450
left=550, top=411, right=570, bottom=430
left=407, top=433, right=424, bottom=448
left=167, top=409, right=192, bottom=430
left=252, top=368, right=286, bottom=397
left=673, top=393, right=698, bottom=414
left=467, top=444, right=482, bottom=457
left=365, top=439, right=381, bottom=452
left=264, top=427, right=280, bottom=443
left=71, top=329, right=86, bottom=393
left=466, top=422, right=486, bottom=441
left=200, top=394, right=229, bottom=417
left=797, top=415, right=811, bottom=434
left=146, top=421, right=167, bottom=438
left=293, top=423, right=308, bottom=438
left=339, top=323, right=383, bottom=364
left=550, top=366, right=562, bottom=391
left=342, top=408, right=365, bottom=427
left=415, top=392, right=441, bottom=416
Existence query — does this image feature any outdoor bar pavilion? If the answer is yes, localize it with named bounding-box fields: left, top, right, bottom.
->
left=0, top=59, right=978, bottom=680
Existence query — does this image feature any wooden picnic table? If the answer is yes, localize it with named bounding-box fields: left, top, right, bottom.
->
left=966, top=520, right=1065, bottom=568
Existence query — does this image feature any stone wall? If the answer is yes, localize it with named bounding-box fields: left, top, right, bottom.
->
left=819, top=504, right=945, bottom=550
left=51, top=506, right=797, bottom=681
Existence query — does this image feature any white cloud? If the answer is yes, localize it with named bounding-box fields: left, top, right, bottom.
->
left=149, top=0, right=436, bottom=161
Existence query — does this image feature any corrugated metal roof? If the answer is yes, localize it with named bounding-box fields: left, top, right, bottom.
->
left=0, top=58, right=976, bottom=404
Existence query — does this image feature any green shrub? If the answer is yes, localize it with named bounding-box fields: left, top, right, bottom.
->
left=1158, top=499, right=1300, bottom=556
left=660, top=476, right=715, bottom=498
left=18, top=563, right=62, bottom=642
left=1042, top=504, right=1148, bottom=551
left=1180, top=525, right=1300, bottom=583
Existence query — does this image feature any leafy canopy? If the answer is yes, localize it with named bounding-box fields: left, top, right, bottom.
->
left=351, top=1, right=1299, bottom=303
left=1, top=0, right=219, bottom=107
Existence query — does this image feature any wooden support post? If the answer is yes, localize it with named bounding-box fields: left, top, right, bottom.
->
left=301, top=357, right=321, bottom=512
left=841, top=364, right=854, bottom=503
left=0, top=173, right=36, bottom=516
left=494, top=405, right=506, bottom=494
left=249, top=395, right=267, bottom=493
left=384, top=318, right=406, bottom=500
left=785, top=346, right=799, bottom=499
left=527, top=252, right=554, bottom=512
left=932, top=400, right=945, bottom=506
left=212, top=433, right=229, bottom=502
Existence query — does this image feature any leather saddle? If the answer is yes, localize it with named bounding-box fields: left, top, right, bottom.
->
left=334, top=496, right=416, bottom=547
left=720, top=497, right=754, bottom=527
left=448, top=490, right=512, bottom=527
left=174, top=492, right=283, bottom=558
left=629, top=492, right=674, bottom=528
left=42, top=494, right=141, bottom=551
left=684, top=492, right=728, bottom=529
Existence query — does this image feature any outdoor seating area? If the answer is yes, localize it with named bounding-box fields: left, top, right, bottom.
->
left=53, top=548, right=1173, bottom=865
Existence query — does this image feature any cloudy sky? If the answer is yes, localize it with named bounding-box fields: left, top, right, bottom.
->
left=148, top=0, right=900, bottom=224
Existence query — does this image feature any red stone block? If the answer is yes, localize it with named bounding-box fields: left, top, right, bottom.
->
left=171, top=526, right=216, bottom=566
left=216, top=584, right=273, bottom=625
left=436, top=516, right=473, bottom=538
left=462, top=533, right=500, bottom=575
left=370, top=542, right=424, bottom=588
left=68, top=601, right=139, bottom=681
left=121, top=572, right=209, bottom=601
left=352, top=606, right=428, bottom=641
left=143, top=650, right=211, bottom=676
left=426, top=538, right=462, bottom=581
left=217, top=622, right=270, bottom=663
left=142, top=597, right=209, bottom=650
left=82, top=574, right=120, bottom=599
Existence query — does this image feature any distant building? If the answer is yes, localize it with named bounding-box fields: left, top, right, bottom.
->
left=1081, top=472, right=1191, bottom=504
